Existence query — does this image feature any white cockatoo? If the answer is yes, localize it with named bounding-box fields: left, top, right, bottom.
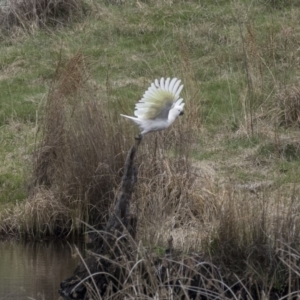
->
left=121, top=77, right=185, bottom=140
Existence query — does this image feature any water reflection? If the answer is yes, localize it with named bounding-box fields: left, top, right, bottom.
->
left=0, top=240, right=83, bottom=300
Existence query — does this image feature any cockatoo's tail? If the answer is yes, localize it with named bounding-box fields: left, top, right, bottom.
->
left=121, top=77, right=185, bottom=136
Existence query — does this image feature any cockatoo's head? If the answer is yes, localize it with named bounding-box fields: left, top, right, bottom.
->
left=168, top=99, right=185, bottom=121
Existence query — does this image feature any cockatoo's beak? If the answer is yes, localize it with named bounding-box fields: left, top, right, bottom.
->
left=179, top=111, right=184, bottom=116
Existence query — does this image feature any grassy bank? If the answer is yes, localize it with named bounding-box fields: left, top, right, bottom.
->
left=1, top=0, right=300, bottom=297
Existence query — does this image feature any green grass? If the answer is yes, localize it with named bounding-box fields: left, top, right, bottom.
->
left=0, top=121, right=34, bottom=204
left=0, top=173, right=26, bottom=204
left=224, top=135, right=260, bottom=151
left=0, top=79, right=45, bottom=124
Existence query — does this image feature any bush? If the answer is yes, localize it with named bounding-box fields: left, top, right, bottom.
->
left=31, top=53, right=133, bottom=232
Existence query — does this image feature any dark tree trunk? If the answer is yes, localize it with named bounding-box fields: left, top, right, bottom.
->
left=59, top=145, right=138, bottom=300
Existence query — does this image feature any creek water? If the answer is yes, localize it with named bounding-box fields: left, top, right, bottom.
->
left=0, top=240, right=84, bottom=300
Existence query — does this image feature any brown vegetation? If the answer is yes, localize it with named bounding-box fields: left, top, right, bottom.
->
left=30, top=53, right=132, bottom=236
left=275, top=84, right=300, bottom=127
left=0, top=0, right=85, bottom=30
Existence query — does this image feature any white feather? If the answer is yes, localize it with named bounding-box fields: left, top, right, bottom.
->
left=168, top=77, right=177, bottom=92
left=165, top=77, right=170, bottom=90
left=172, top=79, right=181, bottom=95
left=175, top=85, right=184, bottom=97
left=176, top=98, right=184, bottom=106
left=159, top=78, right=164, bottom=90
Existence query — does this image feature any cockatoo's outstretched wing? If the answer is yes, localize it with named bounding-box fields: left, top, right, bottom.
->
left=134, top=77, right=183, bottom=120
left=120, top=77, right=184, bottom=140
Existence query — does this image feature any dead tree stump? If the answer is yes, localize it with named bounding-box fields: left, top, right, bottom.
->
left=59, top=145, right=138, bottom=299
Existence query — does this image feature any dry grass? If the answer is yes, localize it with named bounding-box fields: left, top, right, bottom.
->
left=274, top=84, right=300, bottom=127
left=203, top=186, right=300, bottom=289
left=62, top=201, right=300, bottom=299
left=0, top=187, right=72, bottom=238
left=135, top=150, right=202, bottom=250
left=0, top=0, right=85, bottom=31
left=61, top=227, right=230, bottom=299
